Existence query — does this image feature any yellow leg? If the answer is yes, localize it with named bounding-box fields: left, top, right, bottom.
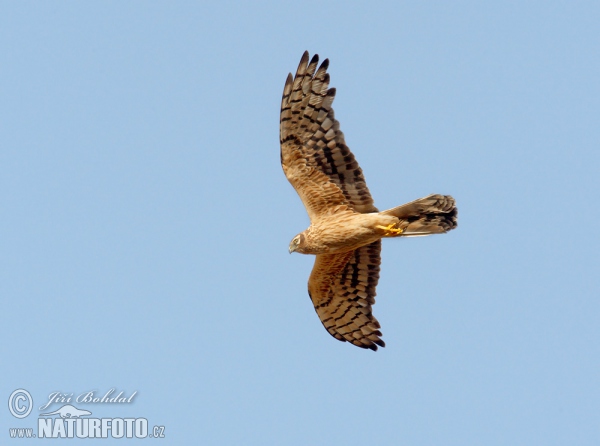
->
left=375, top=223, right=404, bottom=237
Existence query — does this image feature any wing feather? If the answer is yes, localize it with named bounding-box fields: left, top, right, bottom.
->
left=308, top=241, right=384, bottom=351
left=280, top=51, right=378, bottom=219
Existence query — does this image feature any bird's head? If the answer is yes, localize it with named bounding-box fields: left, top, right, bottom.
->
left=288, top=233, right=306, bottom=254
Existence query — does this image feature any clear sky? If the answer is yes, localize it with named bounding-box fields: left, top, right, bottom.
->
left=2, top=1, right=599, bottom=445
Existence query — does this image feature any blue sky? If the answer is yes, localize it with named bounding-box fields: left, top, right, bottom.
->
left=2, top=1, right=599, bottom=444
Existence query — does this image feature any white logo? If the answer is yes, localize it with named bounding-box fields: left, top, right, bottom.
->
left=40, top=404, right=92, bottom=418
left=7, top=388, right=165, bottom=439
left=8, top=389, right=33, bottom=419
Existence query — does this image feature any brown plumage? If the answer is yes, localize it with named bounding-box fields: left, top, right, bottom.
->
left=281, top=52, right=457, bottom=351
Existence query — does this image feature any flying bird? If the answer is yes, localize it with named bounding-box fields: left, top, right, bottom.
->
left=281, top=52, right=457, bottom=350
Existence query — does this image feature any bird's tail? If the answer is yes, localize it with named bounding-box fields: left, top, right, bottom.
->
left=380, top=194, right=457, bottom=237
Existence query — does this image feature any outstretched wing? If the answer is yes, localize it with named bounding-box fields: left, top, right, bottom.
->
left=307, top=241, right=384, bottom=351
left=280, top=51, right=378, bottom=220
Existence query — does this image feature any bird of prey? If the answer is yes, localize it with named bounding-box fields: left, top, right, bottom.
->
left=281, top=52, right=457, bottom=351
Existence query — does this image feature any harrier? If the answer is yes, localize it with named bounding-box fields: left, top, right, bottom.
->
left=281, top=52, right=457, bottom=350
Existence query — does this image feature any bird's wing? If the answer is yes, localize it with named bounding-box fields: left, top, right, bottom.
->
left=280, top=51, right=378, bottom=220
left=307, top=240, right=384, bottom=350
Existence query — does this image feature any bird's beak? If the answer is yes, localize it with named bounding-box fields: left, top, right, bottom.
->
left=289, top=245, right=295, bottom=254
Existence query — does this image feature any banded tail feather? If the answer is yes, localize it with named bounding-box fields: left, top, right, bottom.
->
left=381, top=194, right=457, bottom=237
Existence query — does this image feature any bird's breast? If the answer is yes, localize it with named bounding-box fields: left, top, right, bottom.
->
left=307, top=213, right=382, bottom=254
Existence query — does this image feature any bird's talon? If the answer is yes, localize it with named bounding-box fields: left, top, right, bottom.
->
left=376, top=224, right=404, bottom=236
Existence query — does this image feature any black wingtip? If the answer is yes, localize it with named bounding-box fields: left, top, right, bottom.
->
left=296, top=51, right=309, bottom=72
